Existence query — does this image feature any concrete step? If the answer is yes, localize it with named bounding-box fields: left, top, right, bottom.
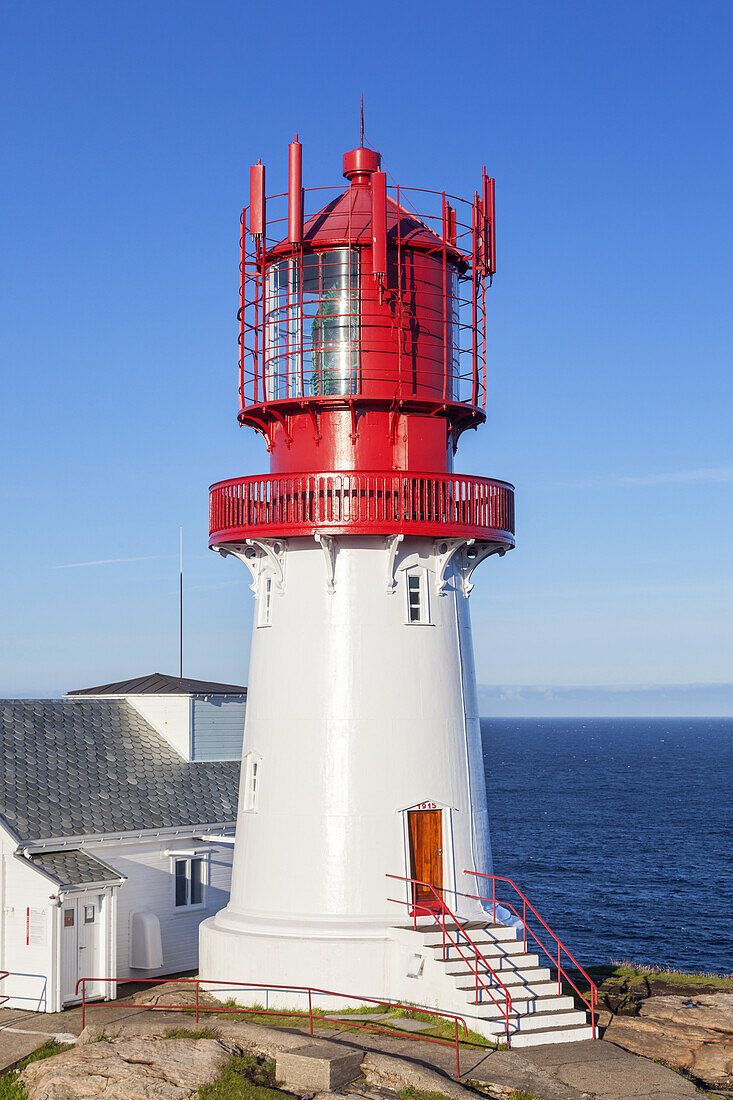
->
left=454, top=977, right=561, bottom=1002
left=509, top=1022, right=595, bottom=1048
left=454, top=966, right=552, bottom=989
left=420, top=924, right=518, bottom=947
left=510, top=1008, right=589, bottom=1034
left=435, top=937, right=538, bottom=958
left=465, top=993, right=577, bottom=1018
left=460, top=939, right=537, bottom=959
left=443, top=952, right=542, bottom=973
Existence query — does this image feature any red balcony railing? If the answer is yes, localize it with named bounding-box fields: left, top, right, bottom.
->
left=209, top=471, right=515, bottom=546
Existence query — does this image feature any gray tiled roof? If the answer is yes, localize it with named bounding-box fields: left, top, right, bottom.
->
left=0, top=700, right=240, bottom=843
left=68, top=673, right=247, bottom=696
left=29, top=849, right=124, bottom=888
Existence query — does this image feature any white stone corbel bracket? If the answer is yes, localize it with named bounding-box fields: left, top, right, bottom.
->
left=216, top=538, right=287, bottom=595
left=459, top=541, right=506, bottom=597
left=314, top=533, right=338, bottom=594
left=434, top=538, right=505, bottom=597
left=385, top=533, right=404, bottom=593
left=434, top=538, right=473, bottom=596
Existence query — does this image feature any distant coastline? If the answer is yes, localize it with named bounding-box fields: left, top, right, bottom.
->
left=478, top=682, right=733, bottom=717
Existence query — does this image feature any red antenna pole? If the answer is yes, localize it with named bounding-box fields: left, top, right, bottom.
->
left=249, top=161, right=266, bottom=238
left=288, top=136, right=303, bottom=245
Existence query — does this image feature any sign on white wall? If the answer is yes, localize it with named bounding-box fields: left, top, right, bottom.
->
left=26, top=907, right=46, bottom=947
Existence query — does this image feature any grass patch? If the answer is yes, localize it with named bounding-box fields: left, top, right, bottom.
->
left=196, top=998, right=502, bottom=1051
left=608, top=961, right=733, bottom=985
left=0, top=1040, right=75, bottom=1100
left=382, top=1008, right=502, bottom=1050
left=400, top=1088, right=453, bottom=1100
left=198, top=1054, right=288, bottom=1100
left=163, top=1027, right=221, bottom=1041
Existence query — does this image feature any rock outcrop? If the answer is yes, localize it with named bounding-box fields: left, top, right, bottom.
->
left=605, top=992, right=733, bottom=1090
left=20, top=1036, right=229, bottom=1100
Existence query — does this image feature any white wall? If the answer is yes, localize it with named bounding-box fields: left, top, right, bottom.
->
left=0, top=828, right=56, bottom=1012
left=0, top=828, right=234, bottom=1011
left=85, top=837, right=233, bottom=979
left=123, top=696, right=192, bottom=759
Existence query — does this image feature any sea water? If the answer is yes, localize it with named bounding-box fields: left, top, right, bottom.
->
left=480, top=718, right=733, bottom=975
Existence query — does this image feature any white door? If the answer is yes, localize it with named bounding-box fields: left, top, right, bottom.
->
left=60, top=895, right=106, bottom=1005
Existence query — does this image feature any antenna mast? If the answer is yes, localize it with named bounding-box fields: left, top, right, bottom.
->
left=179, top=526, right=183, bottom=678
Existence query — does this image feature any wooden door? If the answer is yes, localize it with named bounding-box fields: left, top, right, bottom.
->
left=408, top=809, right=443, bottom=909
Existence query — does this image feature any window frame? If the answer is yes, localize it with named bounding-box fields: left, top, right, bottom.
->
left=242, top=752, right=261, bottom=813
left=404, top=568, right=431, bottom=625
left=257, top=573, right=273, bottom=627
left=171, top=855, right=208, bottom=912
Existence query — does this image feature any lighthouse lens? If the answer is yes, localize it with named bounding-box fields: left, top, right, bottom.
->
left=263, top=250, right=359, bottom=401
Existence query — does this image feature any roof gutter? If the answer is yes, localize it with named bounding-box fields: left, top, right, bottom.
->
left=17, top=821, right=237, bottom=853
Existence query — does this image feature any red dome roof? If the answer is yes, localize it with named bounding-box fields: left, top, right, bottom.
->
left=270, top=183, right=467, bottom=268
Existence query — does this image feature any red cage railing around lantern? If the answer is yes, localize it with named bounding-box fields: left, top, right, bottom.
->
left=237, top=182, right=492, bottom=437
left=209, top=470, right=515, bottom=545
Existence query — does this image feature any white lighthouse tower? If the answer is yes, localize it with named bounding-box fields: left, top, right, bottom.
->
left=200, top=138, right=594, bottom=1047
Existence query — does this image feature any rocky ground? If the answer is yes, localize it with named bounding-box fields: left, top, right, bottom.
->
left=571, top=965, right=733, bottom=1093
left=2, top=972, right=732, bottom=1100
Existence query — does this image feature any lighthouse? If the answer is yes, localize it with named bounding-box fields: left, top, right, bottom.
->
left=199, top=136, right=593, bottom=1046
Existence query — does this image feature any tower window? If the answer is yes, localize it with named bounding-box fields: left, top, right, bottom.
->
left=243, top=753, right=261, bottom=812
left=406, top=571, right=430, bottom=625
left=257, top=575, right=273, bottom=627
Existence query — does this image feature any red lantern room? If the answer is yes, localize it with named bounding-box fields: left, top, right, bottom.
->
left=209, top=138, right=514, bottom=551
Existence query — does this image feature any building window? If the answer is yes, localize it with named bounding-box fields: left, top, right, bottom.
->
left=257, top=575, right=273, bottom=627
left=173, top=857, right=206, bottom=909
left=406, top=570, right=430, bottom=624
left=243, top=752, right=261, bottom=812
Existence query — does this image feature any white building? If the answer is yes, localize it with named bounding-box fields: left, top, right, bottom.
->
left=0, top=673, right=243, bottom=1012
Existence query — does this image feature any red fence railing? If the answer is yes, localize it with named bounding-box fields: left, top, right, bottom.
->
left=210, top=471, right=514, bottom=544
left=75, top=977, right=469, bottom=1076
left=462, top=871, right=597, bottom=1039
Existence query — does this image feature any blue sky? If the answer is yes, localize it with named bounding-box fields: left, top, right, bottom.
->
left=1, top=1, right=731, bottom=712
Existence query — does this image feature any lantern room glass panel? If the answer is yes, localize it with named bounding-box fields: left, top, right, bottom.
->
left=264, top=249, right=359, bottom=401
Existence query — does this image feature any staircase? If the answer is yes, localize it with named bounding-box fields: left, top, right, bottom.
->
left=401, top=919, right=594, bottom=1047
left=387, top=873, right=597, bottom=1049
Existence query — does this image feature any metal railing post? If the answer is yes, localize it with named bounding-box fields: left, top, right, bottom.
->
left=81, top=979, right=85, bottom=1031
left=308, top=989, right=313, bottom=1037
left=455, top=1017, right=460, bottom=1077
left=196, top=980, right=200, bottom=1024
left=558, top=943, right=562, bottom=994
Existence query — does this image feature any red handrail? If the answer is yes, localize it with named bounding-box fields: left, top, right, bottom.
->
left=386, top=873, right=513, bottom=1042
left=0, top=970, right=8, bottom=1007
left=74, top=977, right=469, bottom=1076
left=462, top=871, right=597, bottom=1039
